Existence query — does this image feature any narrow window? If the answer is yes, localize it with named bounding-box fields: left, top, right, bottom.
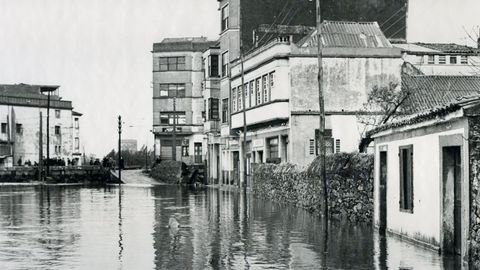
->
left=237, top=86, right=243, bottom=110
left=268, top=138, right=279, bottom=158
left=249, top=81, right=255, bottom=107
left=439, top=55, right=446, bottom=64
left=208, top=98, right=219, bottom=120
left=75, top=137, right=80, bottom=150
left=182, top=145, right=189, bottom=157
left=244, top=83, right=249, bottom=108
left=309, top=139, right=315, bottom=155
left=256, top=78, right=261, bottom=105
left=449, top=55, right=457, bottom=64
left=232, top=87, right=237, bottom=112
left=74, top=118, right=79, bottom=129
left=55, top=110, right=60, bottom=118
left=222, top=98, right=229, bottom=123
left=428, top=55, right=435, bottom=64
left=55, top=125, right=61, bottom=135
left=335, top=139, right=341, bottom=153
left=399, top=145, right=414, bottom=212
left=1, top=123, right=6, bottom=134
left=262, top=75, right=268, bottom=103
left=221, top=5, right=229, bottom=31
left=15, top=124, right=22, bottom=135
left=221, top=51, right=229, bottom=77
left=269, top=71, right=275, bottom=102
left=209, top=55, right=219, bottom=77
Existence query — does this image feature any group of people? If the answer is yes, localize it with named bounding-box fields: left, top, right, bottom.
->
left=16, top=157, right=80, bottom=167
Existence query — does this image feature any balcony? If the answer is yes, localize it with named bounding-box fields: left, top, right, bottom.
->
left=230, top=100, right=289, bottom=129
left=204, top=120, right=220, bottom=134
left=152, top=125, right=193, bottom=136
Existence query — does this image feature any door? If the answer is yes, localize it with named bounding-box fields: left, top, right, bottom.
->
left=194, top=143, right=202, bottom=164
left=233, top=151, right=240, bottom=185
left=442, top=146, right=462, bottom=255
left=379, top=151, right=387, bottom=233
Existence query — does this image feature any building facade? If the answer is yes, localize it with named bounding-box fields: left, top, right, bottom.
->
left=0, top=84, right=83, bottom=167
left=152, top=37, right=216, bottom=165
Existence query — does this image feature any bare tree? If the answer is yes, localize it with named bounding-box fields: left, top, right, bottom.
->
left=357, top=82, right=411, bottom=152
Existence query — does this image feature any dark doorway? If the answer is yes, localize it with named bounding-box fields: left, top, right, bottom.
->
left=379, top=151, right=387, bottom=233
left=233, top=151, right=240, bottom=186
left=442, top=146, right=462, bottom=255
left=194, top=143, right=202, bottom=164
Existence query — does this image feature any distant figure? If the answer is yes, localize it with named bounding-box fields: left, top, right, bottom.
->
left=67, top=158, right=71, bottom=166
left=17, top=158, right=22, bottom=166
left=89, top=159, right=94, bottom=166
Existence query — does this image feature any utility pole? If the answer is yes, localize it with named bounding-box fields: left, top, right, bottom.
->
left=172, top=97, right=177, bottom=161
left=241, top=55, right=247, bottom=193
left=46, top=92, right=50, bottom=176
left=39, top=111, right=43, bottom=182
left=316, top=0, right=328, bottom=222
left=118, top=115, right=122, bottom=184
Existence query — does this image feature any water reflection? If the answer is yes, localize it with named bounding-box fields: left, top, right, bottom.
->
left=0, top=185, right=463, bottom=269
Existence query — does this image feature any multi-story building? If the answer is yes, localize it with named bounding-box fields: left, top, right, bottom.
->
left=393, top=42, right=480, bottom=76
left=152, top=37, right=216, bottom=165
left=220, top=21, right=402, bottom=185
left=0, top=84, right=83, bottom=167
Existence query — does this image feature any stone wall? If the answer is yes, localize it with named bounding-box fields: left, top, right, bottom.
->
left=252, top=152, right=374, bottom=223
left=468, top=116, right=480, bottom=266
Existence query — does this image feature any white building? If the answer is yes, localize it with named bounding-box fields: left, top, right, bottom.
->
left=0, top=84, right=83, bottom=167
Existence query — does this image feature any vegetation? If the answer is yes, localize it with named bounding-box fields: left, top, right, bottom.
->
left=104, top=145, right=155, bottom=168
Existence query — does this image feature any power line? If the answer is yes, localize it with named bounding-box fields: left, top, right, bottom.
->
left=379, top=6, right=406, bottom=28
left=254, top=0, right=292, bottom=48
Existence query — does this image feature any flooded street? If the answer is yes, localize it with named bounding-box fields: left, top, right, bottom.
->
left=0, top=181, right=460, bottom=269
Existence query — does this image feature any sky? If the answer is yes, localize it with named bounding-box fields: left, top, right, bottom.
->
left=0, top=0, right=478, bottom=157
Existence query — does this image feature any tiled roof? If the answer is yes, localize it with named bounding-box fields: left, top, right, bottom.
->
left=0, top=84, right=72, bottom=109
left=153, top=37, right=218, bottom=53
left=299, top=21, right=392, bottom=48
left=414, top=43, right=480, bottom=54
left=402, top=75, right=480, bottom=113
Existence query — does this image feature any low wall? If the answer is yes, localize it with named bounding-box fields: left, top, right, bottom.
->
left=252, top=153, right=374, bottom=223
left=0, top=166, right=112, bottom=184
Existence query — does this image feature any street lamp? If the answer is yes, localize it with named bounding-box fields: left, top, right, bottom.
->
left=40, top=86, right=59, bottom=178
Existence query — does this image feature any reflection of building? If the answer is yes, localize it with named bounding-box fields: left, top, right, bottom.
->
left=0, top=84, right=83, bottom=167
left=152, top=37, right=216, bottom=164
left=371, top=76, right=480, bottom=264
left=121, top=139, right=137, bottom=152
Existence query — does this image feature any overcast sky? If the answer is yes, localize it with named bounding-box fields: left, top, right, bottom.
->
left=0, top=0, right=478, bottom=156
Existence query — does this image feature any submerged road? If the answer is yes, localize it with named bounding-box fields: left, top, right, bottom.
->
left=117, top=169, right=166, bottom=186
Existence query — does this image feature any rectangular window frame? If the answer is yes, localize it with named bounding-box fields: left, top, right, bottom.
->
left=428, top=55, right=435, bottom=64
left=256, top=78, right=261, bottom=105
left=262, top=75, right=268, bottom=103
left=54, top=125, right=61, bottom=135
left=449, top=55, right=457, bottom=64
left=399, top=145, right=414, bottom=213
left=461, top=55, right=468, bottom=64
left=221, top=51, right=229, bottom=77
left=221, top=5, right=229, bottom=32
left=438, top=55, right=446, bottom=64
left=1, top=123, right=6, bottom=134
left=222, top=98, right=229, bottom=123
left=231, top=87, right=237, bottom=112
left=159, top=56, right=185, bottom=71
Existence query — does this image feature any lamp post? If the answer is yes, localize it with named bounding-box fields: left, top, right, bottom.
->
left=40, top=86, right=59, bottom=178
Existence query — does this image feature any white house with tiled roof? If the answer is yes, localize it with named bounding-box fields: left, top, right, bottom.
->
left=0, top=84, right=83, bottom=167
left=393, top=42, right=480, bottom=76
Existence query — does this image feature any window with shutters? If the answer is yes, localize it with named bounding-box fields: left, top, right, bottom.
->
left=244, top=83, right=249, bottom=108
left=461, top=55, right=468, bottom=64
left=309, top=139, right=315, bottom=155
left=262, top=75, right=268, bottom=103
left=249, top=81, right=254, bottom=106
left=428, top=55, right=435, bottom=64
left=335, top=139, right=341, bottom=153
left=399, top=145, right=414, bottom=212
left=256, top=78, right=261, bottom=105
left=232, top=87, right=237, bottom=112
left=237, top=86, right=243, bottom=110
left=438, top=55, right=446, bottom=64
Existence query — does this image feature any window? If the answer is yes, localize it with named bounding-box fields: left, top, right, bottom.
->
left=309, top=139, right=315, bottom=155
left=269, top=71, right=275, bottom=101
left=335, top=139, right=341, bottom=153
left=221, top=51, right=229, bottom=77
left=74, top=118, right=79, bottom=129
left=75, top=137, right=80, bottom=150
left=449, top=55, right=457, bottom=64
left=438, top=55, right=446, bottom=64
left=256, top=78, right=261, bottom=105
left=209, top=55, right=219, bottom=77
left=221, top=5, right=229, bottom=31
left=159, top=112, right=186, bottom=125
left=55, top=110, right=60, bottom=118
left=268, top=137, right=279, bottom=158
left=428, top=55, right=435, bottom=64
left=1, top=123, right=6, bottom=134
left=461, top=55, right=468, bottom=64
left=222, top=98, right=229, bottom=123
left=232, top=87, right=237, bottom=112
left=182, top=145, right=189, bottom=156
left=55, top=125, right=61, bottom=135
left=208, top=98, right=219, bottom=120
left=399, top=145, right=414, bottom=212
left=249, top=81, right=255, bottom=107
left=237, top=85, right=243, bottom=110
left=159, top=56, right=185, bottom=71
left=262, top=75, right=268, bottom=103
left=194, top=143, right=202, bottom=164
left=159, top=84, right=186, bottom=97
left=15, top=124, right=22, bottom=135
left=244, top=83, right=249, bottom=108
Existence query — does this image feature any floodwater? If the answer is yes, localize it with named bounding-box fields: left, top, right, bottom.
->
left=0, top=182, right=462, bottom=269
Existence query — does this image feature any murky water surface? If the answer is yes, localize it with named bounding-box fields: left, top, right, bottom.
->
left=0, top=184, right=461, bottom=269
